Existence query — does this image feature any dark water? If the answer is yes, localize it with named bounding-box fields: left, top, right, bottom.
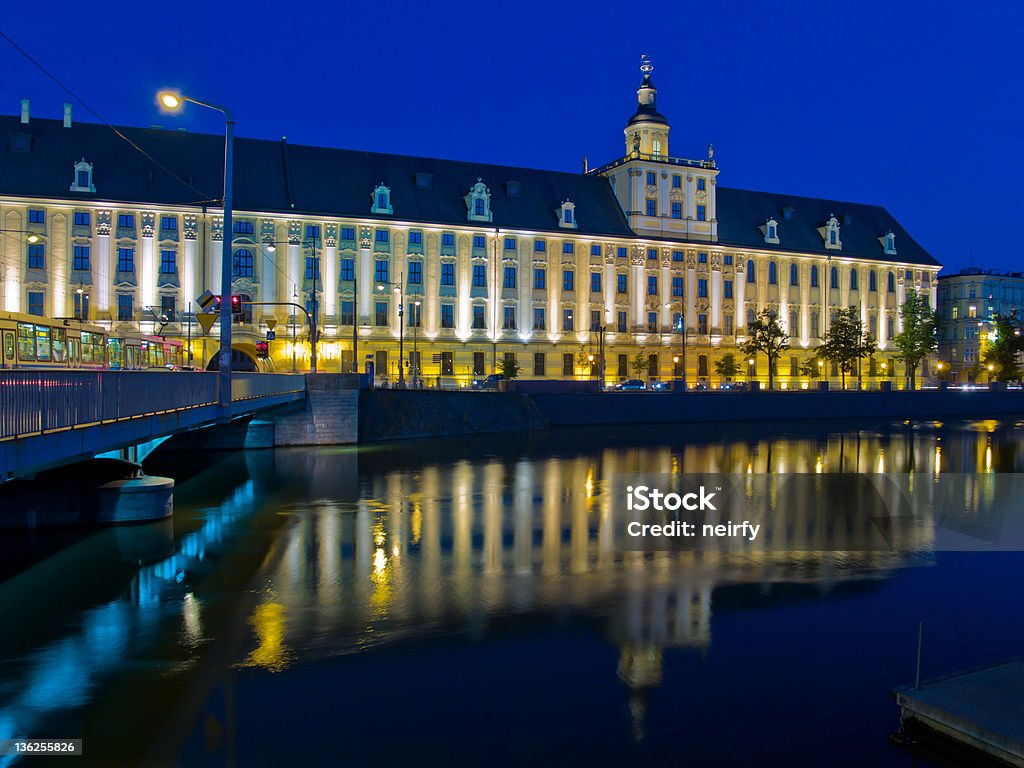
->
left=2, top=419, right=1023, bottom=767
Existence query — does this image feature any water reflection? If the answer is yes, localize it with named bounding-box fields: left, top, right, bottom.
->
left=0, top=420, right=1022, bottom=765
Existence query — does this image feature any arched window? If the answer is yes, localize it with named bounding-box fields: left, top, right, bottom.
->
left=810, top=265, right=819, bottom=288
left=869, top=270, right=877, bottom=291
left=746, top=260, right=755, bottom=283
left=830, top=266, right=839, bottom=289
left=768, top=261, right=777, bottom=285
left=70, top=158, right=96, bottom=193
left=790, top=263, right=798, bottom=286
left=370, top=183, right=393, bottom=215
left=850, top=270, right=858, bottom=291
left=887, top=271, right=896, bottom=292
left=233, top=248, right=254, bottom=277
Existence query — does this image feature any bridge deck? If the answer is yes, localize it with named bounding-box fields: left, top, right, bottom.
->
left=0, top=371, right=305, bottom=480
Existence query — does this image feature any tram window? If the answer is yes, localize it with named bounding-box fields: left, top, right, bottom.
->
left=52, top=329, right=67, bottom=363
left=81, top=332, right=104, bottom=365
left=108, top=338, right=124, bottom=370
left=17, top=324, right=35, bottom=361
left=70, top=338, right=80, bottom=366
left=3, top=332, right=14, bottom=361
left=35, top=325, right=52, bottom=362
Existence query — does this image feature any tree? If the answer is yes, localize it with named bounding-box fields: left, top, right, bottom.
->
left=499, top=355, right=521, bottom=380
left=740, top=309, right=788, bottom=390
left=821, top=307, right=876, bottom=390
left=630, top=352, right=648, bottom=379
left=798, top=357, right=823, bottom=379
left=891, top=290, right=938, bottom=390
left=714, top=353, right=741, bottom=381
left=981, top=312, right=1024, bottom=382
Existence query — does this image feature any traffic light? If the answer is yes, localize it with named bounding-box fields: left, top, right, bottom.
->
left=231, top=295, right=242, bottom=315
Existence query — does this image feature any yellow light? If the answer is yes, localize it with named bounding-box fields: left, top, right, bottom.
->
left=26, top=233, right=40, bottom=244
left=587, top=354, right=594, bottom=362
left=937, top=362, right=944, bottom=370
left=158, top=91, right=182, bottom=110
left=672, top=355, right=679, bottom=363
left=988, top=364, right=995, bottom=371
left=747, top=358, right=755, bottom=366
left=817, top=359, right=824, bottom=368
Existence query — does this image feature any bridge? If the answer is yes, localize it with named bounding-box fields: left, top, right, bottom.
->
left=0, top=371, right=308, bottom=482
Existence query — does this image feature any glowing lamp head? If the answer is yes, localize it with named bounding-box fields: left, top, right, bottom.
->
left=158, top=91, right=182, bottom=110
left=748, top=358, right=755, bottom=366
left=265, top=242, right=276, bottom=253
left=937, top=362, right=944, bottom=370
left=587, top=354, right=594, bottom=362
left=988, top=364, right=995, bottom=371
left=26, top=233, right=40, bottom=244
left=673, top=355, right=679, bottom=363
left=817, top=359, right=824, bottom=367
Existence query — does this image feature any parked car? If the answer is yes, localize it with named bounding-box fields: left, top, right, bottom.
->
left=617, top=379, right=648, bottom=391
left=471, top=373, right=505, bottom=390
left=720, top=381, right=747, bottom=391
left=650, top=380, right=670, bottom=392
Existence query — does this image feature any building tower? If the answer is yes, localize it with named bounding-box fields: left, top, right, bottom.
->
left=625, top=55, right=670, bottom=158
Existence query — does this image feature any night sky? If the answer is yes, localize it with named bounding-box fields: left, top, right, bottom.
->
left=1, top=0, right=1020, bottom=272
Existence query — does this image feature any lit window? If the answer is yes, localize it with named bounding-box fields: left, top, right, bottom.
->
left=28, top=291, right=44, bottom=316
left=73, top=245, right=90, bottom=271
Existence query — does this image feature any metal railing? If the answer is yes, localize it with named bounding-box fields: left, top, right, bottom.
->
left=231, top=372, right=306, bottom=401
left=0, top=371, right=306, bottom=441
left=588, top=152, right=717, bottom=176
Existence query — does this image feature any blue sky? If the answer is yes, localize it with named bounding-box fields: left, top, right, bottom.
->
left=1, top=0, right=1021, bottom=272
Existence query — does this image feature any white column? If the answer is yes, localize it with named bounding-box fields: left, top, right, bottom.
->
left=287, top=241, right=300, bottom=300
left=3, top=211, right=21, bottom=312
left=603, top=255, right=614, bottom=325
left=897, top=277, right=906, bottom=332
left=140, top=213, right=156, bottom=311
left=660, top=259, right=670, bottom=329
left=323, top=240, right=337, bottom=319
left=929, top=281, right=937, bottom=312
left=95, top=212, right=111, bottom=314
left=686, top=259, right=696, bottom=330
left=735, top=261, right=746, bottom=332
left=631, top=260, right=644, bottom=329
left=710, top=266, right=722, bottom=330
left=182, top=217, right=197, bottom=312
left=518, top=245, right=529, bottom=336
left=426, top=236, right=439, bottom=334
left=359, top=240, right=372, bottom=325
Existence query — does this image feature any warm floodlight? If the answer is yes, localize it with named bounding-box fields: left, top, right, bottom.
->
left=158, top=91, right=182, bottom=110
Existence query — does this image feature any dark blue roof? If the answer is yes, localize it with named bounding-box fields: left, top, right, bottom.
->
left=0, top=115, right=634, bottom=237
left=715, top=186, right=939, bottom=267
left=0, top=114, right=937, bottom=266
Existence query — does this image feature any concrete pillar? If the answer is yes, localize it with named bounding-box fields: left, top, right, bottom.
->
left=735, top=260, right=746, bottom=332
left=323, top=239, right=337, bottom=320
left=140, top=213, right=156, bottom=311
left=604, top=254, right=615, bottom=325
left=711, top=264, right=722, bottom=331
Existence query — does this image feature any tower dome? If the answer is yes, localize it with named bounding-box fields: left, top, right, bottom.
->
left=624, top=55, right=670, bottom=157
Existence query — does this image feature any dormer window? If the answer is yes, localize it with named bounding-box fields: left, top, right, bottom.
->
left=881, top=230, right=897, bottom=256
left=465, top=179, right=493, bottom=223
left=762, top=217, right=780, bottom=244
left=370, top=183, right=392, bottom=215
left=70, top=158, right=95, bottom=193
left=822, top=214, right=842, bottom=250
left=557, top=200, right=577, bottom=229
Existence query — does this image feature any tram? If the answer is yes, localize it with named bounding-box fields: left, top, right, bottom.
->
left=0, top=312, right=184, bottom=370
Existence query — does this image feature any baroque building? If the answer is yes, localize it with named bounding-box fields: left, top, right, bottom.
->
left=0, top=60, right=940, bottom=386
left=936, top=267, right=1024, bottom=383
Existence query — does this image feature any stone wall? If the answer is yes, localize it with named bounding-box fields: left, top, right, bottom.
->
left=359, top=390, right=548, bottom=442
left=273, top=374, right=360, bottom=446
left=529, top=389, right=1024, bottom=427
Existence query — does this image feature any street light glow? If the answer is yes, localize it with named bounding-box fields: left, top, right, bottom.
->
left=158, top=91, right=182, bottom=110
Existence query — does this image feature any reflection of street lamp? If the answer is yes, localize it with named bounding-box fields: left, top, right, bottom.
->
left=158, top=89, right=234, bottom=411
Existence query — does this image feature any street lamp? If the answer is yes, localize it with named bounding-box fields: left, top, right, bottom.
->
left=158, top=90, right=235, bottom=413
left=265, top=238, right=319, bottom=373
left=377, top=273, right=405, bottom=387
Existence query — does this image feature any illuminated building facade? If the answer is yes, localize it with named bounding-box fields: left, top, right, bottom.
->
left=0, top=61, right=940, bottom=385
left=937, top=267, right=1024, bottom=382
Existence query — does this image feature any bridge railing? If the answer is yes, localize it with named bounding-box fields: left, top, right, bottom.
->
left=0, top=371, right=310, bottom=441
left=231, top=372, right=306, bottom=401
left=0, top=372, right=219, bottom=440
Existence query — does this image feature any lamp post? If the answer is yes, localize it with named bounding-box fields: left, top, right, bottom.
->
left=264, top=239, right=320, bottom=373
left=158, top=90, right=234, bottom=412
left=377, top=273, right=405, bottom=387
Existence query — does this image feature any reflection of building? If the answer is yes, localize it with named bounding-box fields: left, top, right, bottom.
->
left=937, top=268, right=1024, bottom=382
left=1, top=57, right=939, bottom=387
